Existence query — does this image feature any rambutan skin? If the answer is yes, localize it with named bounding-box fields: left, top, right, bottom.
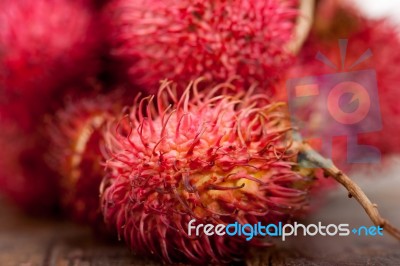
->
left=101, top=80, right=315, bottom=264
left=0, top=0, right=103, bottom=112
left=104, top=0, right=298, bottom=94
left=0, top=121, right=60, bottom=214
left=48, top=92, right=127, bottom=225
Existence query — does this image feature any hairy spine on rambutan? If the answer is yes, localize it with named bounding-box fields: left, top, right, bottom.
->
left=100, top=79, right=316, bottom=264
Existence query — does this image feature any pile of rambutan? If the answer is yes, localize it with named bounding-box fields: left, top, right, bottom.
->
left=0, top=0, right=104, bottom=212
left=1, top=0, right=400, bottom=264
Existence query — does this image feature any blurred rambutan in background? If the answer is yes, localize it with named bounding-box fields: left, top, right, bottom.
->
left=100, top=80, right=316, bottom=264
left=0, top=0, right=103, bottom=130
left=0, top=0, right=107, bottom=213
left=284, top=0, right=400, bottom=169
left=104, top=0, right=299, bottom=94
left=47, top=91, right=129, bottom=224
left=0, top=121, right=60, bottom=213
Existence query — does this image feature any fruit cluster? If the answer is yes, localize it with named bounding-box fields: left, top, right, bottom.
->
left=0, top=0, right=399, bottom=264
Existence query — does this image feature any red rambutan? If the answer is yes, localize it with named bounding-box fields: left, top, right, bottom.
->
left=284, top=1, right=400, bottom=168
left=0, top=121, right=60, bottom=213
left=48, top=92, right=126, bottom=224
left=0, top=0, right=102, bottom=112
left=104, top=0, right=299, bottom=94
left=100, top=80, right=316, bottom=264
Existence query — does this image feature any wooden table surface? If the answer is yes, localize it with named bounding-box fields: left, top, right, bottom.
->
left=1, top=158, right=400, bottom=266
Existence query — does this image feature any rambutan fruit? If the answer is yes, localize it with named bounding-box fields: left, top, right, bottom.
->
left=0, top=0, right=102, bottom=110
left=0, top=121, right=60, bottom=214
left=100, top=80, right=316, bottom=264
left=284, top=1, right=400, bottom=168
left=104, top=0, right=299, bottom=94
left=48, top=92, right=127, bottom=225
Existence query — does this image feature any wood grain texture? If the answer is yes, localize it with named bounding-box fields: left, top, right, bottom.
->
left=1, top=159, right=400, bottom=266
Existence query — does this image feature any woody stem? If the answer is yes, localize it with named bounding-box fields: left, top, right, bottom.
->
left=299, top=142, right=400, bottom=240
